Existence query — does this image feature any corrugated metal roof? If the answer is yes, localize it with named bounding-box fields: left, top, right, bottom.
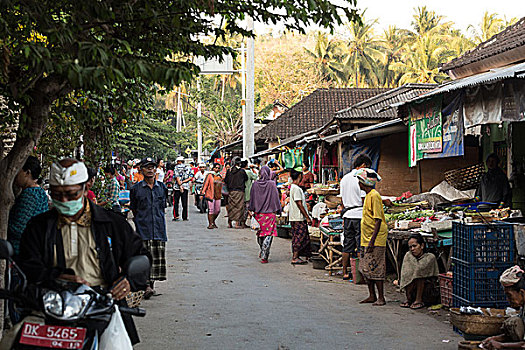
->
left=393, top=62, right=525, bottom=108
left=320, top=119, right=405, bottom=144
left=335, top=84, right=436, bottom=119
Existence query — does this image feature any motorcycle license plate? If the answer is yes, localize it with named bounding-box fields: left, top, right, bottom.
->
left=19, top=322, right=86, bottom=349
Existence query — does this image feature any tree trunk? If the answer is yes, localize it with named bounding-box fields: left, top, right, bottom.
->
left=0, top=75, right=68, bottom=336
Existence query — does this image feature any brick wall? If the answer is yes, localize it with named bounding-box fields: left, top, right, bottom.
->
left=375, top=132, right=480, bottom=196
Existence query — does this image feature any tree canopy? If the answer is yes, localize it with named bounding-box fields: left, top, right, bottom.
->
left=0, top=0, right=359, bottom=240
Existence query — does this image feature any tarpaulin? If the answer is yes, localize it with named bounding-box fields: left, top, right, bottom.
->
left=341, top=138, right=381, bottom=176
left=463, top=82, right=502, bottom=128
left=424, top=93, right=464, bottom=160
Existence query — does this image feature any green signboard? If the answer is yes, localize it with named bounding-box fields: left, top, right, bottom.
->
left=408, top=95, right=443, bottom=167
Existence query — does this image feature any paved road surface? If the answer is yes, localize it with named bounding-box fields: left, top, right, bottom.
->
left=135, top=203, right=461, bottom=349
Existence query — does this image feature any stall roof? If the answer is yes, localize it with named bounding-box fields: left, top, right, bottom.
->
left=251, top=128, right=323, bottom=158
left=335, top=84, right=436, bottom=120
left=216, top=139, right=242, bottom=152
left=441, top=17, right=525, bottom=73
left=392, top=61, right=525, bottom=108
left=255, top=88, right=389, bottom=142
left=320, top=119, right=406, bottom=144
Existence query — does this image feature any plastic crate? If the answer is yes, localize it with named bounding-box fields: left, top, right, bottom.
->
left=452, top=258, right=511, bottom=305
left=452, top=294, right=509, bottom=309
left=328, top=217, right=343, bottom=230
left=438, top=273, right=453, bottom=307
left=452, top=221, right=514, bottom=264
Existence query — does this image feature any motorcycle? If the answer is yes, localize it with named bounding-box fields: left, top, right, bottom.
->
left=193, top=182, right=207, bottom=214
left=166, top=181, right=174, bottom=207
left=0, top=240, right=149, bottom=349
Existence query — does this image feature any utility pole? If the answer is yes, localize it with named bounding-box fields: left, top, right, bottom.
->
left=197, top=78, right=202, bottom=162
left=244, top=17, right=255, bottom=158
left=241, top=42, right=247, bottom=158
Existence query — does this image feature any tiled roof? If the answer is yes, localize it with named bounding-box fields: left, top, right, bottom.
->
left=441, top=17, right=525, bottom=72
left=255, top=88, right=389, bottom=142
left=335, top=84, right=437, bottom=119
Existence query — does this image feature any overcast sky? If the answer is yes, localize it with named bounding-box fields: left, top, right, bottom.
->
left=254, top=0, right=525, bottom=35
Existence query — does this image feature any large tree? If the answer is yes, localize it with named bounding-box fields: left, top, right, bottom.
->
left=0, top=0, right=358, bottom=241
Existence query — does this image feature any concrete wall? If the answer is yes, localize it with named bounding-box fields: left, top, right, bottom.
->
left=375, top=132, right=480, bottom=196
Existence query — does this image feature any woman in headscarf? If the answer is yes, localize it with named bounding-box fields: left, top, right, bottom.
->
left=356, top=168, right=388, bottom=306
left=399, top=233, right=440, bottom=309
left=482, top=265, right=525, bottom=349
left=249, top=166, right=281, bottom=263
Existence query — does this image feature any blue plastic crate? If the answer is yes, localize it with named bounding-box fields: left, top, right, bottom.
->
left=452, top=294, right=509, bottom=309
left=452, top=221, right=514, bottom=264
left=452, top=258, right=511, bottom=305
left=328, top=217, right=343, bottom=230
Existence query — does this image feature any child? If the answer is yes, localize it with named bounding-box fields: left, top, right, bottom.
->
left=356, top=168, right=388, bottom=306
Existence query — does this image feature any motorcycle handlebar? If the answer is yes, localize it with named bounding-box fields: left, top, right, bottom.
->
left=119, top=305, right=146, bottom=317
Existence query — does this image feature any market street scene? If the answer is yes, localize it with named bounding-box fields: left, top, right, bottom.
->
left=2, top=0, right=525, bottom=349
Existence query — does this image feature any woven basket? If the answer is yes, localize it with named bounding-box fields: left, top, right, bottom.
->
left=450, top=308, right=507, bottom=336
left=126, top=290, right=145, bottom=308
left=444, top=163, right=484, bottom=191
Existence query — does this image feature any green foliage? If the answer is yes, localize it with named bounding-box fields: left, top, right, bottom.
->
left=0, top=0, right=357, bottom=158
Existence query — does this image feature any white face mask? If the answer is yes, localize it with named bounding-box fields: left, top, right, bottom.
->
left=52, top=187, right=85, bottom=217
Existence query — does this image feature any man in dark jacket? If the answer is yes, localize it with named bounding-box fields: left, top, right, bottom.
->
left=18, top=158, right=149, bottom=345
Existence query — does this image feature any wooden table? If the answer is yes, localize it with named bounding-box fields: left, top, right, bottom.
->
left=387, top=229, right=452, bottom=280
left=319, top=226, right=343, bottom=275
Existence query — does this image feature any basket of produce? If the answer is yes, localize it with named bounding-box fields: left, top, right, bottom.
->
left=450, top=308, right=507, bottom=336
left=444, top=163, right=484, bottom=191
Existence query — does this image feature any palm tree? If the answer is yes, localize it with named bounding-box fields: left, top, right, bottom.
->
left=305, top=31, right=348, bottom=86
left=376, top=26, right=407, bottom=87
left=394, top=33, right=455, bottom=84
left=468, top=12, right=505, bottom=44
left=345, top=16, right=383, bottom=87
left=411, top=6, right=444, bottom=36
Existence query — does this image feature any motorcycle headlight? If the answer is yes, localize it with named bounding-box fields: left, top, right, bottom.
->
left=43, top=291, right=92, bottom=320
left=63, top=294, right=91, bottom=319
left=43, top=291, right=63, bottom=317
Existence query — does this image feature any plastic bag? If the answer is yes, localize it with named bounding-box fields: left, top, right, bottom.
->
left=100, top=308, right=133, bottom=350
left=250, top=217, right=260, bottom=231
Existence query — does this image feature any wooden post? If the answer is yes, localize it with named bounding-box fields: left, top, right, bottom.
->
left=320, top=142, right=324, bottom=184
left=417, top=162, right=423, bottom=194
left=337, top=141, right=343, bottom=178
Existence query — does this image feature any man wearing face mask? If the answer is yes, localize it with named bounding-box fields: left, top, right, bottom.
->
left=18, top=158, right=149, bottom=344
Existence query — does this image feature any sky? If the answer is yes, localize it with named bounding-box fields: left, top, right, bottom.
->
left=254, top=0, right=525, bottom=35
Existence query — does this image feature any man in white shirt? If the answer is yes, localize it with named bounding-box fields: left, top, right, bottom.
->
left=340, top=155, right=371, bottom=280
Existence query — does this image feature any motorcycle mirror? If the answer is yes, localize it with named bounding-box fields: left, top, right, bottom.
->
left=0, top=239, right=14, bottom=260
left=124, top=255, right=150, bottom=289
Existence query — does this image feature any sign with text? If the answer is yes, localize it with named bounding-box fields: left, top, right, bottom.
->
left=408, top=95, right=443, bottom=167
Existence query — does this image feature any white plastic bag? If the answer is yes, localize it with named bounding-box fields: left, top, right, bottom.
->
left=250, top=217, right=260, bottom=231
left=100, top=308, right=133, bottom=350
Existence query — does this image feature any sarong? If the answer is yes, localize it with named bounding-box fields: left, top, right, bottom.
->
left=359, top=246, right=386, bottom=281
left=291, top=221, right=311, bottom=258
left=255, top=213, right=277, bottom=237
left=258, top=236, right=274, bottom=260
left=228, top=190, right=245, bottom=222
left=144, top=240, right=167, bottom=281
